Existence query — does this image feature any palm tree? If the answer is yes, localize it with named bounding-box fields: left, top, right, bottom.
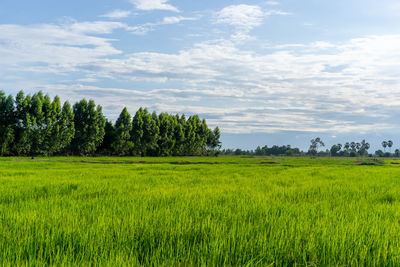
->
left=364, top=142, right=370, bottom=151
left=356, top=142, right=361, bottom=151
left=344, top=142, right=350, bottom=152
left=388, top=140, right=393, bottom=153
left=382, top=141, right=388, bottom=152
left=350, top=142, right=356, bottom=151
left=359, top=139, right=370, bottom=156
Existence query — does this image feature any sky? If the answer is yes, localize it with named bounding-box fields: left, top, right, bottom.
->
left=1, top=0, right=400, bottom=152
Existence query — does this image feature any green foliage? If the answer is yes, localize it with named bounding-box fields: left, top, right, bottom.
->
left=308, top=137, right=325, bottom=155
left=206, top=126, right=222, bottom=155
left=131, top=108, right=159, bottom=156
left=112, top=107, right=133, bottom=155
left=0, top=92, right=15, bottom=155
left=70, top=99, right=106, bottom=155
left=0, top=91, right=219, bottom=156
left=156, top=113, right=176, bottom=156
left=330, top=144, right=342, bottom=156
left=98, top=120, right=116, bottom=154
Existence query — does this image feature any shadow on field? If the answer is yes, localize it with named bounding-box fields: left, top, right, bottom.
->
left=353, top=159, right=385, bottom=165
left=15, top=159, right=242, bottom=165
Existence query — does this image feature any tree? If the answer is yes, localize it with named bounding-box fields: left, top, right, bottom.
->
left=0, top=91, right=221, bottom=157
left=308, top=137, right=325, bottom=155
left=206, top=126, right=221, bottom=155
left=375, top=150, right=384, bottom=157
left=45, top=98, right=75, bottom=155
left=29, top=92, right=47, bottom=155
left=355, top=142, right=361, bottom=151
left=350, top=142, right=356, bottom=152
left=156, top=113, right=176, bottom=156
left=70, top=99, right=105, bottom=155
left=382, top=141, right=388, bottom=152
left=358, top=139, right=370, bottom=157
left=388, top=140, right=393, bottom=153
left=13, top=91, right=32, bottom=155
left=344, top=142, right=350, bottom=152
left=0, top=92, right=15, bottom=155
left=112, top=107, right=133, bottom=155
left=255, top=146, right=263, bottom=156
left=131, top=107, right=145, bottom=156
left=330, top=144, right=342, bottom=156
left=172, top=115, right=185, bottom=156
left=131, top=108, right=159, bottom=156
left=395, top=149, right=400, bottom=157
left=98, top=120, right=116, bottom=154
left=183, top=116, right=208, bottom=155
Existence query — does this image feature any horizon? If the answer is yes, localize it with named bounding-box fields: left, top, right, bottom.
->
left=1, top=0, right=399, bottom=152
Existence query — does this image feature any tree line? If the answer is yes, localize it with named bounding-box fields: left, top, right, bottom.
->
left=0, top=91, right=221, bottom=156
left=222, top=145, right=302, bottom=156
left=222, top=138, right=400, bottom=157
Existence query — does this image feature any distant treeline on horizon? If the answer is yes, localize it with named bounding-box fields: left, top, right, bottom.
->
left=0, top=90, right=221, bottom=156
left=222, top=139, right=400, bottom=158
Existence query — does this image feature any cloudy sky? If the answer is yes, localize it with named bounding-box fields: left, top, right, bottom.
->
left=1, top=0, right=400, bottom=151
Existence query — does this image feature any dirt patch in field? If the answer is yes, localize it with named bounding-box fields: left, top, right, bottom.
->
left=259, top=161, right=280, bottom=164
left=391, top=162, right=400, bottom=165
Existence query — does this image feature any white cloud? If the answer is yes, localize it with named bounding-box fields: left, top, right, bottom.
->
left=127, top=16, right=197, bottom=35
left=265, top=1, right=280, bottom=5
left=130, top=0, right=179, bottom=12
left=1, top=18, right=400, bottom=135
left=216, top=5, right=265, bottom=31
left=65, top=35, right=400, bottom=133
left=99, top=10, right=132, bottom=19
left=0, top=22, right=123, bottom=70
left=215, top=5, right=289, bottom=41
left=66, top=21, right=127, bottom=34
left=162, top=16, right=196, bottom=24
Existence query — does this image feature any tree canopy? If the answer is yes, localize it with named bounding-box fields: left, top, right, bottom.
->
left=0, top=90, right=221, bottom=157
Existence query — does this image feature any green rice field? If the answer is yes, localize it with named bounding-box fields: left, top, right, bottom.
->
left=1, top=156, right=400, bottom=266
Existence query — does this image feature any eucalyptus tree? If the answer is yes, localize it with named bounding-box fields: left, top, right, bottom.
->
left=207, top=126, right=221, bottom=155
left=44, top=97, right=75, bottom=155
left=172, top=114, right=186, bottom=156
left=156, top=113, right=176, bottom=156
left=0, top=91, right=15, bottom=155
left=71, top=99, right=106, bottom=155
left=98, top=120, right=116, bottom=154
left=13, top=91, right=32, bottom=155
left=183, top=116, right=207, bottom=155
left=112, top=107, right=133, bottom=155
left=131, top=108, right=159, bottom=156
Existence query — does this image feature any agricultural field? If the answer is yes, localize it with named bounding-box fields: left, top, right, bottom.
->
left=1, top=156, right=400, bottom=266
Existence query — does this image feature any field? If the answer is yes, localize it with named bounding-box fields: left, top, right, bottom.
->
left=1, top=156, right=400, bottom=266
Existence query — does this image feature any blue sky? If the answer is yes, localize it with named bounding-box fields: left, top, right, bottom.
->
left=1, top=0, right=400, bottom=151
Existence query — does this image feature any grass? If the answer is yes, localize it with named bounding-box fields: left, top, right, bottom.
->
left=0, top=156, right=400, bottom=265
